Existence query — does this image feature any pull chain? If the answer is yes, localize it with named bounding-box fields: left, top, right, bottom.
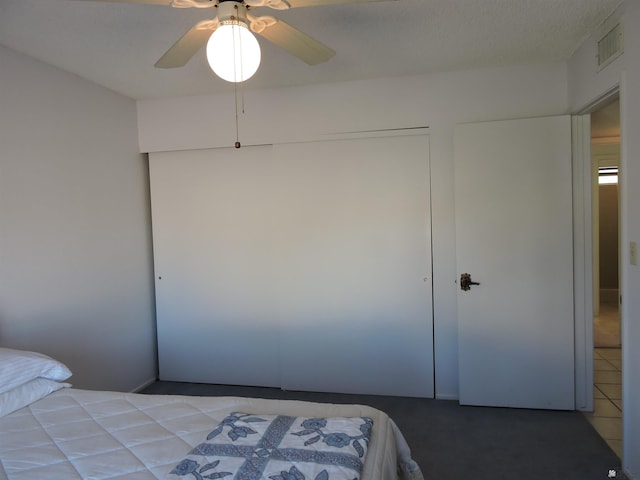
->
left=233, top=83, right=248, bottom=149
left=233, top=21, right=243, bottom=148
left=234, top=80, right=241, bottom=148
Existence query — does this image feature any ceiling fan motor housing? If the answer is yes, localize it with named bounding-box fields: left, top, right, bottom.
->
left=217, top=1, right=249, bottom=25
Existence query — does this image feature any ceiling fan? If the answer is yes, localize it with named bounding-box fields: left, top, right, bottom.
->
left=76, top=0, right=397, bottom=81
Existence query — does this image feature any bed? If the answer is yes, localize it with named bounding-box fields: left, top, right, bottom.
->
left=0, top=348, right=423, bottom=480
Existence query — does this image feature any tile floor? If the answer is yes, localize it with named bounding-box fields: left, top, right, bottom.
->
left=584, top=346, right=622, bottom=458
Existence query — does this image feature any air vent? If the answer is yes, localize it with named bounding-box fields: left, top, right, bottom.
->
left=597, top=22, right=623, bottom=71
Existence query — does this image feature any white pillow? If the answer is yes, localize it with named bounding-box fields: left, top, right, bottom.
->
left=0, top=377, right=70, bottom=417
left=0, top=348, right=72, bottom=394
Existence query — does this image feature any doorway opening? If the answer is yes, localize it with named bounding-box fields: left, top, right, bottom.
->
left=587, top=96, right=622, bottom=458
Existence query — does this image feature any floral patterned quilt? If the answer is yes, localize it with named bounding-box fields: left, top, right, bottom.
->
left=168, top=412, right=373, bottom=480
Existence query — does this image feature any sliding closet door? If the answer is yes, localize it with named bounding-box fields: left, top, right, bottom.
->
left=150, top=145, right=282, bottom=387
left=150, top=134, right=433, bottom=397
left=274, top=136, right=433, bottom=397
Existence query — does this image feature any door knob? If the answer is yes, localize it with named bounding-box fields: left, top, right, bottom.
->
left=460, top=273, right=480, bottom=291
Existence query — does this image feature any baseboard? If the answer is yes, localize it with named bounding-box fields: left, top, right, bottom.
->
left=623, top=467, right=637, bottom=480
left=435, top=393, right=459, bottom=401
left=131, top=377, right=157, bottom=393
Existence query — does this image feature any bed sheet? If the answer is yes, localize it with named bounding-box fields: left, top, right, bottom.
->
left=0, top=388, right=420, bottom=480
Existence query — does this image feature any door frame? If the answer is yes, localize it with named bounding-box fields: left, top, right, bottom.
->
left=572, top=86, right=621, bottom=412
left=572, top=114, right=594, bottom=412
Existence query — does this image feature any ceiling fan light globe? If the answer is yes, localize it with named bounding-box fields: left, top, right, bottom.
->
left=206, top=22, right=261, bottom=83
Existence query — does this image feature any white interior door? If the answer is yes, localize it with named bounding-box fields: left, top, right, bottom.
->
left=454, top=116, right=575, bottom=410
left=150, top=134, right=433, bottom=397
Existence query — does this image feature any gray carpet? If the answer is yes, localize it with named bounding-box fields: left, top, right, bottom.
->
left=141, top=382, right=626, bottom=480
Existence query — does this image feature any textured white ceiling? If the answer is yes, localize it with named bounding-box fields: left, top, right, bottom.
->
left=0, top=0, right=622, bottom=100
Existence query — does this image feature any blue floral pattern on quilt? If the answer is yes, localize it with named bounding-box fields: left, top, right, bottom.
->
left=168, top=412, right=373, bottom=480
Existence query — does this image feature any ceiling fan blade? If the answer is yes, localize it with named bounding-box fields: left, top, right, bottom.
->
left=244, top=0, right=397, bottom=8
left=252, top=18, right=335, bottom=65
left=154, top=19, right=218, bottom=68
left=70, top=0, right=217, bottom=7
left=70, top=0, right=173, bottom=5
left=283, top=0, right=397, bottom=8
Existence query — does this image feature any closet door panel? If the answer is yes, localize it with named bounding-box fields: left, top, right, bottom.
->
left=274, top=135, right=433, bottom=397
left=150, top=145, right=282, bottom=387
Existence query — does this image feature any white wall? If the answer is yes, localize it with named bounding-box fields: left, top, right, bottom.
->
left=0, top=45, right=157, bottom=392
left=138, top=63, right=569, bottom=399
left=568, top=2, right=639, bottom=477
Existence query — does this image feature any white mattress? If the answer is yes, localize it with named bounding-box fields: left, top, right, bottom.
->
left=0, top=388, right=420, bottom=480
